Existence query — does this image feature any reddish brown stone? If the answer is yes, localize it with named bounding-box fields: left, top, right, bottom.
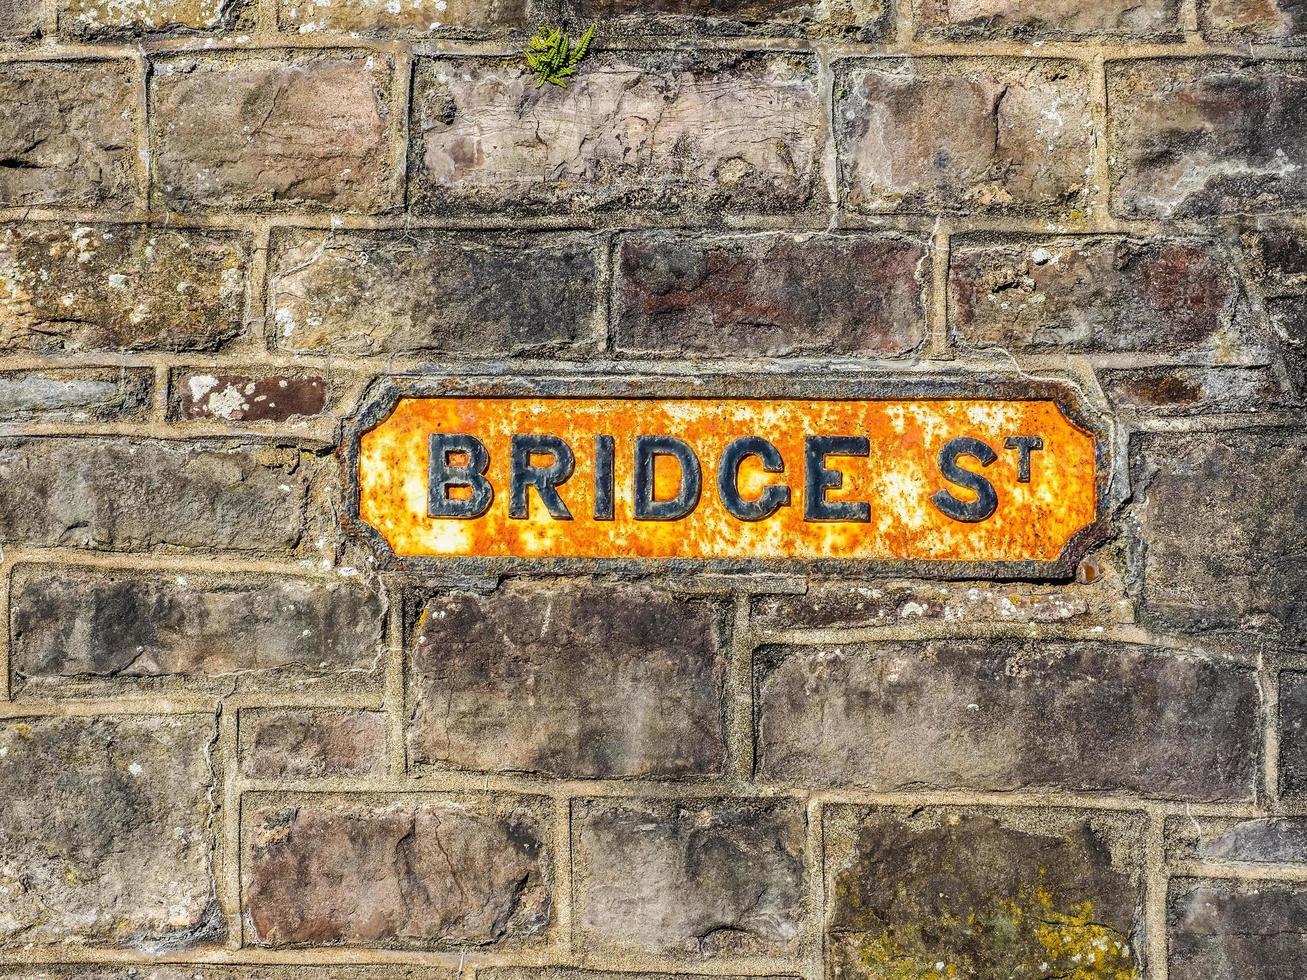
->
left=278, top=0, right=528, bottom=34
left=170, top=371, right=329, bottom=423
left=562, top=0, right=891, bottom=36
left=1099, top=366, right=1287, bottom=415
left=1202, top=0, right=1307, bottom=39
left=240, top=709, right=387, bottom=779
left=245, top=796, right=552, bottom=948
left=58, top=0, right=251, bottom=36
left=152, top=52, right=398, bottom=213
left=613, top=232, right=928, bottom=357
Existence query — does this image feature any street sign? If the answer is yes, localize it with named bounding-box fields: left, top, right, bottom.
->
left=346, top=378, right=1106, bottom=575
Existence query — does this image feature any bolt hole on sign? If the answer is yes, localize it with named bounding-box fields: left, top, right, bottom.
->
left=346, top=377, right=1107, bottom=576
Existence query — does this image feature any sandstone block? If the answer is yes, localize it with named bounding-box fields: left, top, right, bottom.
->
left=0, top=61, right=140, bottom=208
left=1167, top=815, right=1307, bottom=864
left=239, top=708, right=387, bottom=779
left=170, top=371, right=329, bottom=423
left=560, top=0, right=891, bottom=37
left=949, top=235, right=1252, bottom=354
left=269, top=229, right=599, bottom=356
left=916, top=0, right=1179, bottom=37
left=1169, top=878, right=1307, bottom=979
left=1110, top=59, right=1307, bottom=218
left=244, top=795, right=552, bottom=948
left=407, top=581, right=727, bottom=778
left=613, top=232, right=928, bottom=357
left=10, top=564, right=383, bottom=697
left=0, top=715, right=218, bottom=947
left=0, top=438, right=315, bottom=553
left=836, top=58, right=1091, bottom=215
left=279, top=0, right=528, bottom=34
left=756, top=640, right=1259, bottom=800
left=152, top=53, right=398, bottom=213
left=1201, top=0, right=1307, bottom=40
left=572, top=798, right=805, bottom=958
left=0, top=0, right=41, bottom=37
left=0, top=222, right=248, bottom=354
left=58, top=0, right=249, bottom=36
left=1099, top=366, right=1288, bottom=415
left=410, top=52, right=824, bottom=216
left=1131, top=428, right=1307, bottom=636
left=827, top=806, right=1143, bottom=979
left=1279, top=671, right=1307, bottom=795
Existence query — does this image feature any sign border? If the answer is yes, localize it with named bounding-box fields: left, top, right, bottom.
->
left=339, top=372, right=1113, bottom=580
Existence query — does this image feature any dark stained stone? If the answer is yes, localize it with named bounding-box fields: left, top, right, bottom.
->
left=1131, top=428, right=1307, bottom=637
left=613, top=232, right=928, bottom=357
left=407, top=581, right=727, bottom=778
left=1279, top=671, right=1307, bottom=796
left=1169, top=878, right=1307, bottom=979
left=1099, top=366, right=1288, bottom=415
left=756, top=640, right=1260, bottom=800
left=1167, top=816, right=1307, bottom=863
left=239, top=708, right=388, bottom=779
left=170, top=371, right=329, bottom=423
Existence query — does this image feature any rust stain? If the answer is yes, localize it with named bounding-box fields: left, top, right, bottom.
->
left=357, top=397, right=1097, bottom=562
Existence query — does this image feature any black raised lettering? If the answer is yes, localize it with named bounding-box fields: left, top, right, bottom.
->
left=509, top=434, right=575, bottom=520
left=718, top=436, right=790, bottom=521
left=428, top=433, right=493, bottom=519
left=634, top=435, right=702, bottom=521
left=932, top=436, right=999, bottom=523
left=804, top=435, right=870, bottom=523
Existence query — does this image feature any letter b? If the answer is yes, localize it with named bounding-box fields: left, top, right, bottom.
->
left=428, top=433, right=493, bottom=519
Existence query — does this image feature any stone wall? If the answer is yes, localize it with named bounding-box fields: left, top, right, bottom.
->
left=0, top=1, right=1305, bottom=979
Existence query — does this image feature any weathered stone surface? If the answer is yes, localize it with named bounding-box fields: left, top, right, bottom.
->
left=1279, top=671, right=1307, bottom=795
left=269, top=229, right=599, bottom=356
left=0, top=223, right=249, bottom=354
left=752, top=580, right=1093, bottom=630
left=949, top=236, right=1252, bottom=354
left=0, top=438, right=314, bottom=553
left=1099, top=366, right=1288, bottom=415
left=827, top=806, right=1143, bottom=979
left=170, top=371, right=329, bottom=423
left=58, top=0, right=249, bottom=36
left=279, top=0, right=528, bottom=34
left=0, top=970, right=453, bottom=980
left=561, top=0, right=890, bottom=36
left=1268, top=294, right=1307, bottom=398
left=0, top=61, right=140, bottom=208
left=0, top=0, right=41, bottom=37
left=1132, top=429, right=1307, bottom=636
left=756, top=640, right=1259, bottom=800
left=1169, top=878, right=1307, bottom=979
left=11, top=565, right=383, bottom=696
left=408, top=582, right=727, bottom=778
left=1202, top=0, right=1307, bottom=39
left=916, top=0, right=1180, bottom=36
left=152, top=53, right=398, bottom=213
left=239, top=708, right=387, bottom=778
left=573, top=798, right=805, bottom=958
left=1167, top=816, right=1307, bottom=864
left=0, top=369, right=151, bottom=423
left=486, top=972, right=797, bottom=980
left=1251, top=229, right=1307, bottom=289
left=613, top=232, right=928, bottom=357
left=245, top=795, right=552, bottom=948
left=0, top=715, right=218, bottom=947
left=410, top=52, right=823, bottom=216
left=836, top=59, right=1091, bottom=215
left=1110, top=59, right=1307, bottom=218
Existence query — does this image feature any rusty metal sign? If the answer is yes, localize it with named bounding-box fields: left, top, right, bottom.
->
left=346, top=377, right=1106, bottom=576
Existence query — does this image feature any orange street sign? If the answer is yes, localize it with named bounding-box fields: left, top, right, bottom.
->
left=346, top=379, right=1106, bottom=575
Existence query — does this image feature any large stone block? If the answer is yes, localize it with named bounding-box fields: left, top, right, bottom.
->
left=407, top=581, right=727, bottom=778
left=949, top=235, right=1253, bottom=354
left=613, top=232, right=928, bottom=357
left=572, top=798, right=805, bottom=958
left=1109, top=59, right=1307, bottom=218
left=827, top=806, right=1144, bottom=979
left=239, top=708, right=388, bottom=779
left=0, top=715, right=218, bottom=947
left=1099, top=366, right=1288, bottom=416
left=1167, top=815, right=1307, bottom=864
left=269, top=229, right=599, bottom=356
left=915, top=0, right=1180, bottom=37
left=0, top=223, right=248, bottom=354
left=278, top=0, right=528, bottom=34
left=244, top=795, right=552, bottom=948
left=560, top=0, right=891, bottom=37
left=1279, top=671, right=1307, bottom=796
left=10, top=564, right=383, bottom=697
left=1131, top=428, right=1307, bottom=637
left=152, top=52, right=398, bottom=213
left=836, top=58, right=1091, bottom=215
left=1169, top=878, right=1307, bottom=979
left=756, top=640, right=1259, bottom=800
left=169, top=370, right=330, bottom=424
left=0, top=970, right=453, bottom=980
left=57, top=0, right=250, bottom=36
left=0, top=438, right=315, bottom=553
left=0, top=61, right=140, bottom=208
left=0, top=0, right=41, bottom=37
left=410, top=52, right=824, bottom=216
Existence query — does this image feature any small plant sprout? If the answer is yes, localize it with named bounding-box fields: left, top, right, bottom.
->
left=523, top=23, right=596, bottom=89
